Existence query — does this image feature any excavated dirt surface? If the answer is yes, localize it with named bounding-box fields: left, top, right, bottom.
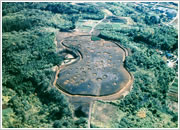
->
left=55, top=33, right=133, bottom=97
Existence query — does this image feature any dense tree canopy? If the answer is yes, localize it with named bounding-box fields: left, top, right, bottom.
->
left=2, top=2, right=89, bottom=128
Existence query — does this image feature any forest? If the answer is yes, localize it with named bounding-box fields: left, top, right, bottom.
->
left=2, top=2, right=96, bottom=128
left=2, top=2, right=178, bottom=128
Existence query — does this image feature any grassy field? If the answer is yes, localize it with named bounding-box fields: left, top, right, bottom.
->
left=91, top=101, right=126, bottom=128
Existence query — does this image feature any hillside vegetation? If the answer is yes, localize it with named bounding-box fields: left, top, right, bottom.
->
left=2, top=2, right=178, bottom=128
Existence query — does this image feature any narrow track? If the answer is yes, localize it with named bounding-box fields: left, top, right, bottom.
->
left=89, top=15, right=107, bottom=35
left=88, top=102, right=93, bottom=128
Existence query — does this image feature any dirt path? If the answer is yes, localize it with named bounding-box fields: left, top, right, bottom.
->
left=103, top=9, right=113, bottom=16
left=89, top=15, right=106, bottom=35
left=88, top=102, right=93, bottom=128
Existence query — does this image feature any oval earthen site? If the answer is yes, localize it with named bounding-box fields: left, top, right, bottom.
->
left=55, top=35, right=133, bottom=98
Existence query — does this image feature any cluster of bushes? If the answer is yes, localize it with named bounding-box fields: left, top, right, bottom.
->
left=99, top=30, right=130, bottom=44
left=99, top=24, right=177, bottom=52
left=133, top=25, right=178, bottom=51
left=118, top=48, right=178, bottom=127
left=43, top=2, right=105, bottom=20
left=107, top=3, right=135, bottom=17
left=91, top=35, right=101, bottom=41
left=2, top=14, right=39, bottom=32
left=2, top=9, right=75, bottom=32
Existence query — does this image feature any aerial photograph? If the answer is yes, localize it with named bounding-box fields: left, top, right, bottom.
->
left=1, top=1, right=179, bottom=128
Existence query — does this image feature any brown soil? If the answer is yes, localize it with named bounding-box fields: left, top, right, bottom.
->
left=53, top=32, right=133, bottom=101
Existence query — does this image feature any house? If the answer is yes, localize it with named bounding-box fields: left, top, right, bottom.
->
left=166, top=52, right=173, bottom=58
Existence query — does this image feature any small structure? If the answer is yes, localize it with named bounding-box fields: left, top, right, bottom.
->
left=167, top=60, right=174, bottom=68
left=156, top=49, right=163, bottom=55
